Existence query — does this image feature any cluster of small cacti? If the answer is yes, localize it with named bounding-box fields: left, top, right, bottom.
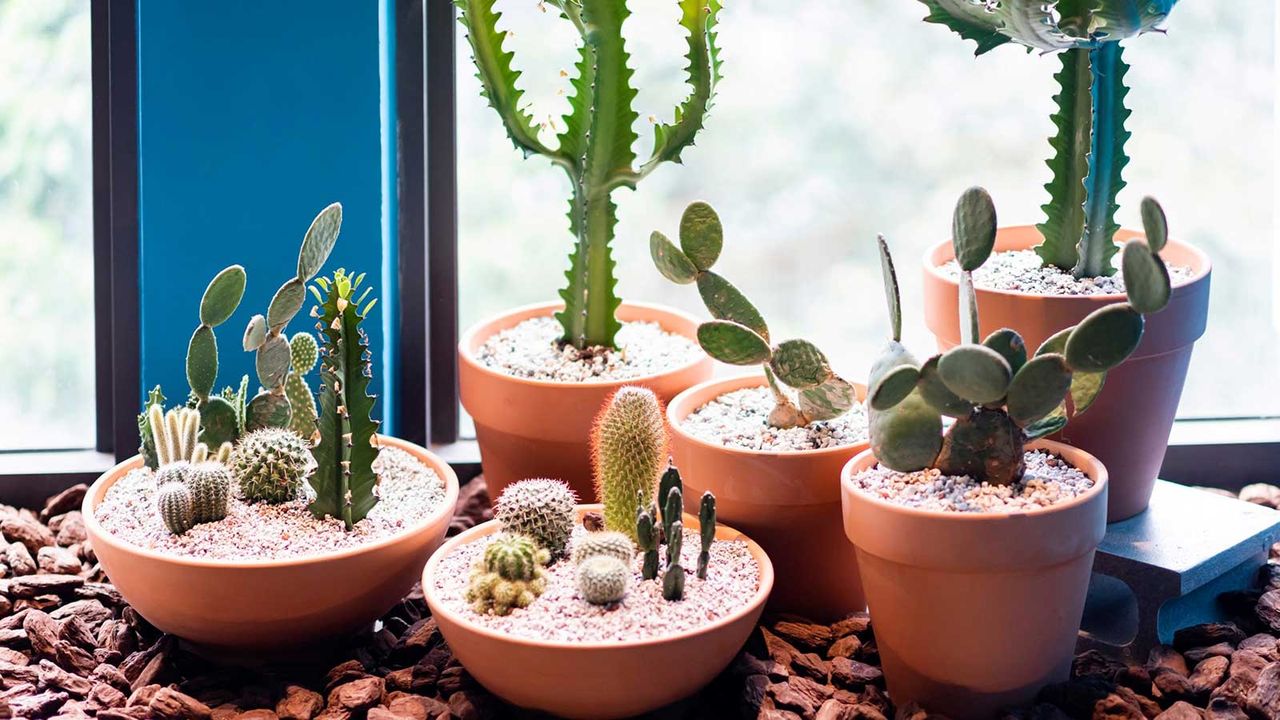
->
left=285, top=332, right=320, bottom=439
left=494, top=478, right=577, bottom=557
left=154, top=460, right=232, bottom=535
left=633, top=467, right=717, bottom=602
left=466, top=533, right=550, bottom=616
left=869, top=188, right=1174, bottom=485
left=572, top=531, right=635, bottom=606
left=651, top=202, right=856, bottom=428
left=148, top=405, right=232, bottom=468
left=230, top=427, right=313, bottom=504
left=456, top=0, right=721, bottom=350
left=591, top=387, right=668, bottom=541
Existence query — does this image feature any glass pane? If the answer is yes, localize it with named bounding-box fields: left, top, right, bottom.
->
left=0, top=0, right=95, bottom=450
left=456, top=1, right=1277, bottom=421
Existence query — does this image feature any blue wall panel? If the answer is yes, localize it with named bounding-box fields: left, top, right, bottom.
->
left=136, top=0, right=396, bottom=428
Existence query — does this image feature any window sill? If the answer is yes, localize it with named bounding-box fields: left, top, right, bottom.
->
left=0, top=450, right=116, bottom=509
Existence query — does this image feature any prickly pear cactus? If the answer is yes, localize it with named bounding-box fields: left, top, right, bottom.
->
left=495, top=478, right=577, bottom=557
left=285, top=333, right=320, bottom=439
left=185, top=265, right=247, bottom=448
left=577, top=555, right=630, bottom=605
left=466, top=534, right=550, bottom=616
left=652, top=202, right=857, bottom=428
left=571, top=531, right=635, bottom=567
left=591, top=387, right=667, bottom=541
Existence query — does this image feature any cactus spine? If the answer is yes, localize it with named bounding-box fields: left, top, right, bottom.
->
left=149, top=406, right=211, bottom=466
left=186, top=265, right=248, bottom=448
left=285, top=332, right=320, bottom=439
left=495, top=478, right=577, bottom=557
left=457, top=0, right=721, bottom=349
left=652, top=202, right=856, bottom=428
left=577, top=555, right=630, bottom=605
left=186, top=462, right=231, bottom=524
left=231, top=428, right=313, bottom=504
left=697, top=492, right=716, bottom=580
left=157, top=483, right=194, bottom=535
left=572, top=531, right=635, bottom=567
left=466, top=534, right=550, bottom=616
left=591, top=387, right=668, bottom=541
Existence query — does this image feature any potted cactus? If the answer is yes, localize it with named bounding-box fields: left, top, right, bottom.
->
left=917, top=0, right=1211, bottom=520
left=454, top=0, right=722, bottom=502
left=840, top=188, right=1172, bottom=719
left=422, top=388, right=772, bottom=720
left=82, top=204, right=459, bottom=653
left=653, top=201, right=869, bottom=621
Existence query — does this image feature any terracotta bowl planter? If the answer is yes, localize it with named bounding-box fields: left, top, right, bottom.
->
left=82, top=436, right=459, bottom=654
left=459, top=301, right=713, bottom=503
left=841, top=440, right=1108, bottom=720
left=668, top=375, right=868, bottom=623
left=922, top=227, right=1210, bottom=521
left=421, top=504, right=772, bottom=719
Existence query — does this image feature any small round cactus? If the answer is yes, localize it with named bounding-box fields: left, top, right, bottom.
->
left=230, top=428, right=313, bottom=503
left=466, top=534, right=550, bottom=616
left=577, top=555, right=629, bottom=605
left=157, top=483, right=194, bottom=535
left=571, top=531, right=635, bottom=567
left=186, top=462, right=231, bottom=524
left=154, top=461, right=192, bottom=488
left=495, top=478, right=577, bottom=557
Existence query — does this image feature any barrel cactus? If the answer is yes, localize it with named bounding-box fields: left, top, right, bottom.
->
left=231, top=428, right=313, bottom=503
left=157, top=482, right=194, bottom=535
left=571, top=531, right=635, bottom=567
left=577, top=555, right=630, bottom=605
left=466, top=534, right=550, bottom=616
left=186, top=462, right=232, bottom=524
left=494, top=478, right=577, bottom=557
left=285, top=332, right=320, bottom=439
left=591, top=387, right=668, bottom=541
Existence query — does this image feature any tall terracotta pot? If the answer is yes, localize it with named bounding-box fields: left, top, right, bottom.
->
left=459, top=301, right=713, bottom=504
left=922, top=227, right=1210, bottom=521
left=841, top=440, right=1108, bottom=719
left=668, top=375, right=868, bottom=622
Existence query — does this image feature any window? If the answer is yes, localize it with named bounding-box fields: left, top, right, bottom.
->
left=454, top=0, right=1277, bottom=422
left=0, top=0, right=95, bottom=451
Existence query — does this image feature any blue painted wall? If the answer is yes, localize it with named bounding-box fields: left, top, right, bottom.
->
left=136, top=0, right=397, bottom=430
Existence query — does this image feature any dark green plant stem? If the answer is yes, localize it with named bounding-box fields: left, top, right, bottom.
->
left=1076, top=41, right=1130, bottom=278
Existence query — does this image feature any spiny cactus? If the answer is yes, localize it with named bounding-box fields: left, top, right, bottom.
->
left=242, top=203, right=342, bottom=431
left=191, top=441, right=233, bottom=465
left=285, top=332, right=320, bottom=439
left=663, top=520, right=686, bottom=601
left=652, top=202, right=856, bottom=428
left=186, top=266, right=248, bottom=448
left=571, top=531, right=635, bottom=567
left=466, top=534, right=550, bottom=616
left=495, top=478, right=577, bottom=557
left=591, top=387, right=668, bottom=541
left=636, top=506, right=660, bottom=581
left=308, top=268, right=381, bottom=529
left=457, top=0, right=721, bottom=350
left=231, top=428, right=312, bottom=504
left=157, top=482, right=194, bottom=535
left=577, top=555, right=630, bottom=605
left=868, top=188, right=1173, bottom=485
left=697, top=492, right=716, bottom=580
left=137, top=387, right=167, bottom=469
left=149, top=406, right=206, bottom=466
left=920, top=0, right=1178, bottom=278
left=185, top=462, right=231, bottom=524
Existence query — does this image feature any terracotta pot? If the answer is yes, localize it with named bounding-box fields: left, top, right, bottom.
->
left=841, top=440, right=1108, bottom=719
left=667, top=375, right=868, bottom=622
left=82, top=436, right=459, bottom=654
left=421, top=504, right=772, bottom=719
left=459, top=301, right=713, bottom=504
left=922, top=227, right=1210, bottom=521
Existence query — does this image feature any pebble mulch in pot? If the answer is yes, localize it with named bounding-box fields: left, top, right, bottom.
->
left=681, top=387, right=869, bottom=453
left=941, top=250, right=1195, bottom=297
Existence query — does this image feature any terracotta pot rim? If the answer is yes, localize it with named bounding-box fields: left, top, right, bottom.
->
left=81, top=435, right=461, bottom=571
left=841, top=439, right=1108, bottom=523
left=921, top=228, right=1212, bottom=301
left=458, top=301, right=710, bottom=390
left=422, top=503, right=775, bottom=651
left=667, top=374, right=871, bottom=459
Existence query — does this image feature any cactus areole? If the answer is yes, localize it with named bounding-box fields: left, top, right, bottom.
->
left=456, top=0, right=722, bottom=349
left=920, top=0, right=1178, bottom=278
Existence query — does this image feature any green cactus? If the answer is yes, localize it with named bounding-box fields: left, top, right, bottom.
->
left=921, top=0, right=1178, bottom=278
left=457, top=0, right=721, bottom=350
left=652, top=202, right=857, bottom=428
left=572, top=531, right=635, bottom=567
left=242, top=203, right=342, bottom=432
left=577, top=555, right=630, bottom=605
left=636, top=506, right=659, bottom=581
left=185, top=265, right=248, bottom=449
left=663, top=484, right=683, bottom=566
left=191, top=441, right=233, bottom=465
left=185, top=462, right=231, bottom=524
left=285, top=332, right=320, bottom=439
left=137, top=386, right=167, bottom=469
left=867, top=190, right=1174, bottom=485
left=231, top=427, right=313, bottom=504
left=308, top=268, right=381, bottom=529
left=591, top=387, right=668, bottom=541
left=466, top=534, right=550, bottom=616
left=697, top=491, right=716, bottom=580
left=663, top=520, right=686, bottom=601
left=494, top=478, right=577, bottom=557
left=148, top=406, right=210, bottom=467
left=157, top=482, right=194, bottom=535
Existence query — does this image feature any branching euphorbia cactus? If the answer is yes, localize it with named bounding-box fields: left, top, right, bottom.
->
left=869, top=187, right=1173, bottom=485
left=652, top=202, right=856, bottom=429
left=921, top=0, right=1178, bottom=278
left=456, top=0, right=722, bottom=349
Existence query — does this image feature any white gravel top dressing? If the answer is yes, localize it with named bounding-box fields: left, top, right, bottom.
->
left=942, top=249, right=1194, bottom=296
left=850, top=450, right=1093, bottom=513
left=473, top=315, right=702, bottom=382
left=432, top=525, right=760, bottom=643
left=680, top=386, right=869, bottom=452
left=94, top=447, right=446, bottom=560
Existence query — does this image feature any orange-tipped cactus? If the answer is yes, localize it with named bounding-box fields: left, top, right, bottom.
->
left=591, top=387, right=668, bottom=541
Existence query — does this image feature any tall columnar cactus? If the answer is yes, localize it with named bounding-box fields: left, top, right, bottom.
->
left=231, top=427, right=313, bottom=504
left=186, top=266, right=248, bottom=448
left=467, top=533, right=551, bottom=616
left=242, top=203, right=342, bottom=431
left=149, top=406, right=210, bottom=466
left=652, top=202, right=856, bottom=428
left=920, top=0, right=1178, bottom=278
left=495, top=478, right=577, bottom=557
left=663, top=520, right=685, bottom=601
left=308, top=269, right=381, bottom=530
left=591, top=387, right=668, bottom=540
left=636, top=506, right=660, bottom=581
left=457, top=0, right=722, bottom=350
left=285, top=332, right=320, bottom=439
left=697, top=491, right=716, bottom=580
left=868, top=188, right=1173, bottom=485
